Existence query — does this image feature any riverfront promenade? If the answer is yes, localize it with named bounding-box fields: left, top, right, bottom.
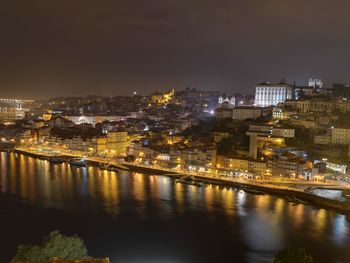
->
left=14, top=146, right=349, bottom=189
left=12, top=146, right=350, bottom=213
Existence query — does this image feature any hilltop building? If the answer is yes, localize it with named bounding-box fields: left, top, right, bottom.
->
left=254, top=80, right=292, bottom=107
left=218, top=94, right=235, bottom=108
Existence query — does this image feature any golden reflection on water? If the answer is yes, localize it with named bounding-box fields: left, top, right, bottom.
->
left=203, top=185, right=215, bottom=212
left=159, top=176, right=171, bottom=201
left=223, top=188, right=235, bottom=217
left=174, top=182, right=185, bottom=213
left=100, top=171, right=119, bottom=215
left=256, top=195, right=271, bottom=211
left=133, top=173, right=146, bottom=202
left=314, top=209, right=327, bottom=236
left=291, top=203, right=305, bottom=226
left=186, top=184, right=200, bottom=210
left=132, top=172, right=147, bottom=216
left=10, top=155, right=18, bottom=193
left=19, top=156, right=27, bottom=200
left=273, top=198, right=285, bottom=223
left=0, top=152, right=349, bottom=245
left=0, top=153, right=7, bottom=192
left=149, top=174, right=159, bottom=201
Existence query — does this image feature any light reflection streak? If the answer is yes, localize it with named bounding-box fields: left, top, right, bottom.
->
left=223, top=188, right=235, bottom=217
left=174, top=182, right=185, bottom=213
left=331, top=214, right=348, bottom=245
left=237, top=190, right=247, bottom=216
left=0, top=152, right=7, bottom=192
left=0, top=151, right=350, bottom=252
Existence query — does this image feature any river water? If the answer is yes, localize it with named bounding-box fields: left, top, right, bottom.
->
left=0, top=152, right=350, bottom=263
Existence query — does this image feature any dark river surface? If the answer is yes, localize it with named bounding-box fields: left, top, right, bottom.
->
left=1, top=152, right=350, bottom=263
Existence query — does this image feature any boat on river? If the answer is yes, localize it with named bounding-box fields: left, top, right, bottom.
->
left=99, top=163, right=119, bottom=172
left=286, top=196, right=309, bottom=205
left=69, top=158, right=87, bottom=167
left=293, top=197, right=309, bottom=205
left=243, top=188, right=265, bottom=195
left=175, top=178, right=204, bottom=187
left=49, top=157, right=64, bottom=164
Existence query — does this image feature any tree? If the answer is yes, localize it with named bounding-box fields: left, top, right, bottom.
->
left=273, top=247, right=313, bottom=263
left=11, top=231, right=90, bottom=262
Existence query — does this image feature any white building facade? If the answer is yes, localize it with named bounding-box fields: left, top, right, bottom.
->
left=254, top=82, right=292, bottom=107
left=218, top=94, right=235, bottom=108
left=308, top=77, right=323, bottom=89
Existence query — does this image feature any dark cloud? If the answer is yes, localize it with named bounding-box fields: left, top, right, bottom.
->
left=0, top=0, right=350, bottom=99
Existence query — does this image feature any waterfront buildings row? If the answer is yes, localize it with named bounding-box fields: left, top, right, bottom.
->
left=12, top=116, right=340, bottom=180
left=2, top=77, right=350, bottom=181
left=43, top=130, right=128, bottom=157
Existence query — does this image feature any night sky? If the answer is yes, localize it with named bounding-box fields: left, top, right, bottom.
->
left=1, top=0, right=350, bottom=99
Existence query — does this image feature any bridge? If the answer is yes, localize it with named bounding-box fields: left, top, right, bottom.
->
left=0, top=98, right=34, bottom=110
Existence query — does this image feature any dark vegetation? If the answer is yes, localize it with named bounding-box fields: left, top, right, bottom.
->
left=11, top=231, right=90, bottom=262
left=273, top=247, right=313, bottom=263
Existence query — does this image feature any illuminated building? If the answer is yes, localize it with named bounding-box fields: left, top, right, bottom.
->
left=308, top=77, right=323, bottom=89
left=150, top=89, right=175, bottom=104
left=128, top=141, right=156, bottom=164
left=272, top=107, right=296, bottom=120
left=106, top=130, right=128, bottom=157
left=216, top=156, right=249, bottom=171
left=218, top=94, right=235, bottom=108
left=216, top=156, right=267, bottom=176
left=302, top=168, right=320, bottom=181
left=254, top=80, right=292, bottom=107
left=267, top=155, right=310, bottom=177
left=68, top=136, right=90, bottom=151
left=178, top=147, right=217, bottom=171
left=249, top=160, right=267, bottom=176
left=92, top=136, right=107, bottom=155
left=65, top=115, right=125, bottom=126
left=42, top=111, right=52, bottom=121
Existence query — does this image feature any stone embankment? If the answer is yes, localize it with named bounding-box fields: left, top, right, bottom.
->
left=13, top=148, right=350, bottom=214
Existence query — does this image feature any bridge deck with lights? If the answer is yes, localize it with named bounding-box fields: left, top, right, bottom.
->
left=0, top=98, right=35, bottom=110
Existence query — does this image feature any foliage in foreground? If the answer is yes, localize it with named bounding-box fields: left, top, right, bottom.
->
left=11, top=230, right=90, bottom=262
left=273, top=247, right=313, bottom=263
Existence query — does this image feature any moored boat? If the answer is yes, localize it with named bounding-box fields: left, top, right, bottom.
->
left=243, top=188, right=265, bottom=195
left=99, top=163, right=119, bottom=172
left=69, top=158, right=87, bottom=167
left=49, top=157, right=64, bottom=164
left=293, top=197, right=309, bottom=205
left=175, top=179, right=204, bottom=187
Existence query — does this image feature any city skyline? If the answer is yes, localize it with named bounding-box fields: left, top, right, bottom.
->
left=1, top=0, right=350, bottom=99
left=0, top=76, right=340, bottom=101
left=3, top=1, right=350, bottom=262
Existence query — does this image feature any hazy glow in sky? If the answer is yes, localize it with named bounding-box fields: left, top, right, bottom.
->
left=1, top=0, right=350, bottom=99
